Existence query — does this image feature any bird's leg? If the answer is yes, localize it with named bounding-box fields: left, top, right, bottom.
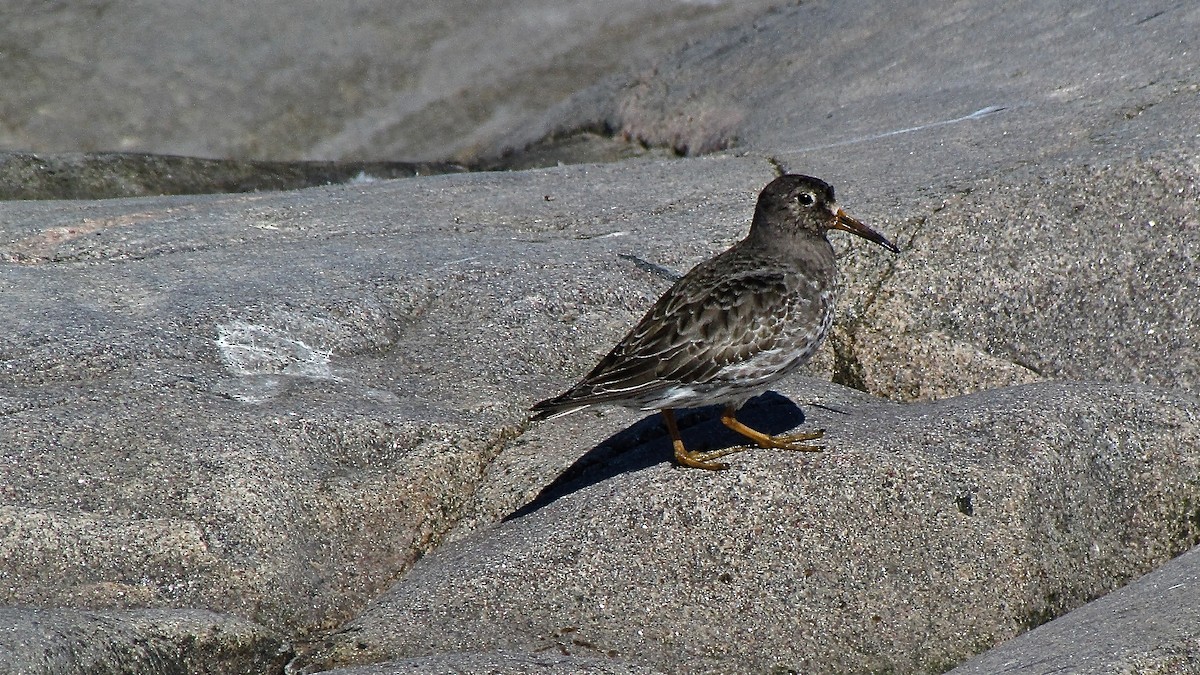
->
left=661, top=409, right=729, bottom=471
left=773, top=429, right=826, bottom=443
left=720, top=405, right=825, bottom=452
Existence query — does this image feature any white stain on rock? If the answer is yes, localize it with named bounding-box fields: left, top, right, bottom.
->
left=215, top=321, right=335, bottom=379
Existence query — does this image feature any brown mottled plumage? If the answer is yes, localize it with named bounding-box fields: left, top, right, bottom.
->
left=532, top=174, right=898, bottom=469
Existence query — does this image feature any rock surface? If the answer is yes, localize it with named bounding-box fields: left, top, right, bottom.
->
left=0, top=1, right=779, bottom=162
left=0, top=156, right=779, bottom=641
left=514, top=0, right=1200, bottom=183
left=0, top=607, right=287, bottom=674
left=944, top=545, right=1200, bottom=674
left=293, top=379, right=1200, bottom=674
left=0, top=151, right=465, bottom=200
left=1, top=0, right=1199, bottom=673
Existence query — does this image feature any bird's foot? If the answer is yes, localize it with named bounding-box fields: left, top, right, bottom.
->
left=758, top=428, right=825, bottom=452
left=720, top=406, right=825, bottom=452
left=674, top=446, right=732, bottom=471
left=674, top=435, right=821, bottom=469
left=663, top=408, right=731, bottom=470
left=662, top=408, right=824, bottom=470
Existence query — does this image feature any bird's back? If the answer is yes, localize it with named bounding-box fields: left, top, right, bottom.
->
left=531, top=236, right=837, bottom=419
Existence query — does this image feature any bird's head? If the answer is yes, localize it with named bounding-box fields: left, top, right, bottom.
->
left=751, top=174, right=899, bottom=253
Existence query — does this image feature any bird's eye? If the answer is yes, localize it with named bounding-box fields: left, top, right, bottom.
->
left=797, top=193, right=815, bottom=206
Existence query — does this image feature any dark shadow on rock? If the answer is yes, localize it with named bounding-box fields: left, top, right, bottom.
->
left=471, top=128, right=680, bottom=172
left=0, top=151, right=467, bottom=200
left=505, top=391, right=806, bottom=522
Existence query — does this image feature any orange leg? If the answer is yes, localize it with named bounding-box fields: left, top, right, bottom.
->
left=677, top=404, right=824, bottom=467
left=662, top=406, right=824, bottom=470
left=661, top=409, right=729, bottom=471
left=720, top=405, right=824, bottom=450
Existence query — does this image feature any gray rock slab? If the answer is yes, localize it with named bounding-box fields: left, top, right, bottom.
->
left=0, top=156, right=777, bottom=640
left=0, top=152, right=465, bottom=200
left=293, top=379, right=1200, bottom=675
left=823, top=153, right=1200, bottom=402
left=0, top=607, right=287, bottom=675
left=3, top=148, right=1197, bottom=669
left=0, top=1, right=780, bottom=162
left=2, top=2, right=1199, bottom=673
left=513, top=0, right=1200, bottom=195
left=946, top=544, right=1200, bottom=675
left=318, top=651, right=664, bottom=675
left=487, top=0, right=1200, bottom=405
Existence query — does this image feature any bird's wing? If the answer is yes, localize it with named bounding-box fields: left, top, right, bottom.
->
left=535, top=259, right=823, bottom=413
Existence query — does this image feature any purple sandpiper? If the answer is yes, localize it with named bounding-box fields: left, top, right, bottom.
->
left=532, top=174, right=898, bottom=470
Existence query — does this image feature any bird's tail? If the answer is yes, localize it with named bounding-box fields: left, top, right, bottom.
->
left=528, top=396, right=592, bottom=422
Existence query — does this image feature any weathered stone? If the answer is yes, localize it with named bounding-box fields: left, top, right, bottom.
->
left=0, top=607, right=287, bottom=675
left=0, top=156, right=776, bottom=641
left=946, top=544, right=1200, bottom=674
left=818, top=155, right=1200, bottom=402
left=514, top=0, right=1200, bottom=188
left=0, top=151, right=464, bottom=200
left=318, top=651, right=665, bottom=675
left=0, top=2, right=781, bottom=162
left=293, top=380, right=1200, bottom=674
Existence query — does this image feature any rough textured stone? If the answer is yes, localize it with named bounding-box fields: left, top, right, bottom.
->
left=816, top=154, right=1200, bottom=402
left=5, top=118, right=1199, bottom=675
left=946, top=545, right=1200, bottom=675
left=0, top=156, right=778, bottom=641
left=2, top=0, right=1199, bottom=673
left=292, top=380, right=1200, bottom=674
left=514, top=0, right=1200, bottom=189
left=319, top=651, right=665, bottom=675
left=0, top=152, right=465, bottom=200
left=0, top=607, right=288, bottom=675
left=0, top=1, right=780, bottom=162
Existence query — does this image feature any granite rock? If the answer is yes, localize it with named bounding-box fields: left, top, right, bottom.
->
left=0, top=607, right=287, bottom=675
left=513, top=0, right=1200, bottom=189
left=0, top=1, right=780, bottom=162
left=293, top=380, right=1200, bottom=674
left=0, top=157, right=777, bottom=641
left=946, top=544, right=1200, bottom=675
left=1, top=0, right=1199, bottom=673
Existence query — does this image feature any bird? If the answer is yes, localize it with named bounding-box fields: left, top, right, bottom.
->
left=530, top=174, right=899, bottom=470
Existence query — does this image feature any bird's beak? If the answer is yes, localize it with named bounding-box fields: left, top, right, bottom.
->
left=830, top=207, right=899, bottom=253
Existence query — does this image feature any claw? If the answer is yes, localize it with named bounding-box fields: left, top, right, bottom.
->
left=660, top=407, right=824, bottom=470
left=675, top=450, right=730, bottom=471
left=720, top=407, right=824, bottom=453
left=662, top=408, right=730, bottom=470
left=775, top=429, right=825, bottom=445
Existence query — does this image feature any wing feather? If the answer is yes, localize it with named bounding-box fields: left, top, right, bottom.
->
left=532, top=246, right=826, bottom=417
